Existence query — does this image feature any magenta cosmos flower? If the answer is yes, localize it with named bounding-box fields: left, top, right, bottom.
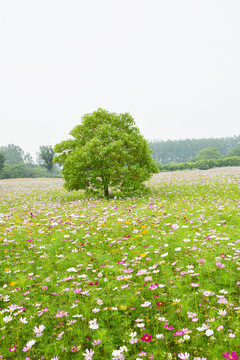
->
left=141, top=334, right=153, bottom=342
left=222, top=352, right=239, bottom=360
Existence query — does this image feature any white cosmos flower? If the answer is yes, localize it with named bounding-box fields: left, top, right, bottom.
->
left=178, top=352, right=190, bottom=359
left=205, top=329, right=214, bottom=336
left=26, top=339, right=36, bottom=347
left=20, top=317, right=28, bottom=323
left=3, top=315, right=12, bottom=322
left=218, top=309, right=227, bottom=315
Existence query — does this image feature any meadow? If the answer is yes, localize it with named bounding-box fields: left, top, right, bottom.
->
left=0, top=168, right=239, bottom=360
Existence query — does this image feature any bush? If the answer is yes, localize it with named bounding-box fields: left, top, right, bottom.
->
left=158, top=156, right=240, bottom=172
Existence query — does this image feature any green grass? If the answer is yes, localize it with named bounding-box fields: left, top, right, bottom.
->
left=0, top=169, right=239, bottom=360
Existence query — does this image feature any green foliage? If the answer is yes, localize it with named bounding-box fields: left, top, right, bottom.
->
left=23, top=152, right=34, bottom=166
left=0, top=152, right=5, bottom=172
left=190, top=147, right=222, bottom=162
left=37, top=145, right=55, bottom=171
left=0, top=144, right=25, bottom=165
left=0, top=164, right=62, bottom=179
left=225, top=146, right=240, bottom=157
left=149, top=135, right=240, bottom=164
left=54, top=108, right=158, bottom=197
left=158, top=156, right=240, bottom=172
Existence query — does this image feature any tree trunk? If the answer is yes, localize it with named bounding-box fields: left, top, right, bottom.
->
left=104, top=186, right=109, bottom=199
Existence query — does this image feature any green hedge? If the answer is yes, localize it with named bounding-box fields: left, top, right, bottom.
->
left=158, top=156, right=240, bottom=172
left=0, top=164, right=62, bottom=179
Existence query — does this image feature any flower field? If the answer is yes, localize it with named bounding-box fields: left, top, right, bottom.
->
left=0, top=168, right=239, bottom=360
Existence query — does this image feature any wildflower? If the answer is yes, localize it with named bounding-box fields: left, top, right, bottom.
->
left=222, top=352, right=239, bottom=360
left=129, top=331, right=137, bottom=338
left=138, top=352, right=147, bottom=356
left=178, top=353, right=190, bottom=360
left=89, top=319, right=99, bottom=329
left=119, top=346, right=128, bottom=353
left=129, top=337, right=138, bottom=344
left=217, top=325, right=224, bottom=331
left=144, top=276, right=152, bottom=281
left=205, top=329, right=214, bottom=336
left=218, top=309, right=227, bottom=315
left=156, top=333, right=164, bottom=339
left=3, top=315, right=12, bottom=322
left=92, top=308, right=100, bottom=313
left=33, top=324, right=45, bottom=336
left=51, top=357, right=60, bottom=360
left=83, top=348, right=94, bottom=359
left=141, top=334, right=153, bottom=342
left=92, top=339, right=101, bottom=345
left=175, top=330, right=184, bottom=336
left=191, top=283, right=199, bottom=287
left=71, top=346, right=80, bottom=352
left=42, top=286, right=48, bottom=290
left=149, top=283, right=158, bottom=290
left=141, top=301, right=151, bottom=307
left=216, top=262, right=225, bottom=268
left=156, top=301, right=165, bottom=307
left=112, top=349, right=122, bottom=357
left=9, top=345, right=17, bottom=352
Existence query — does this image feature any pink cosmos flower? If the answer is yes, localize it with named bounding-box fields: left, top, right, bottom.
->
left=92, top=339, right=101, bottom=346
left=175, top=331, right=184, bottom=336
left=74, top=288, right=81, bottom=294
left=9, top=345, right=17, bottom=352
left=141, top=334, right=153, bottom=342
left=191, top=283, right=199, bottom=287
left=216, top=262, right=225, bottom=268
left=42, top=286, right=48, bottom=290
left=222, top=352, right=239, bottom=360
left=149, top=283, right=158, bottom=290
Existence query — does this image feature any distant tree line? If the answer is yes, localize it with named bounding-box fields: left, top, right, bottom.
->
left=148, top=135, right=240, bottom=164
left=0, top=144, right=61, bottom=179
left=158, top=145, right=240, bottom=171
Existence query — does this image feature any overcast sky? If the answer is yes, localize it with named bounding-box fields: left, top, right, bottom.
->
left=1, top=0, right=240, bottom=158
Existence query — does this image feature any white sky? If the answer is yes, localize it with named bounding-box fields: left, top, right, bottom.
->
left=1, top=0, right=240, bottom=158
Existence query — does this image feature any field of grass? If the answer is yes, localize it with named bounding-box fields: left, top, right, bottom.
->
left=0, top=168, right=239, bottom=360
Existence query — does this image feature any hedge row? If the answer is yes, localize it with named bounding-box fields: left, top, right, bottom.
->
left=0, top=164, right=62, bottom=179
left=158, top=156, right=240, bottom=171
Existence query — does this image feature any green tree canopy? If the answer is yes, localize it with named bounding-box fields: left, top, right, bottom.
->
left=37, top=145, right=55, bottom=171
left=54, top=108, right=158, bottom=198
left=0, top=152, right=5, bottom=172
left=0, top=144, right=24, bottom=165
left=191, top=147, right=222, bottom=162
left=225, top=146, right=240, bottom=157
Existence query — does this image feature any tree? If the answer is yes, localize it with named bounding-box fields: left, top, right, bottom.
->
left=24, top=152, right=34, bottom=166
left=0, top=144, right=24, bottom=165
left=37, top=145, right=55, bottom=171
left=190, top=148, right=222, bottom=162
left=0, top=152, right=5, bottom=172
left=225, top=146, right=240, bottom=157
left=54, top=108, right=158, bottom=198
